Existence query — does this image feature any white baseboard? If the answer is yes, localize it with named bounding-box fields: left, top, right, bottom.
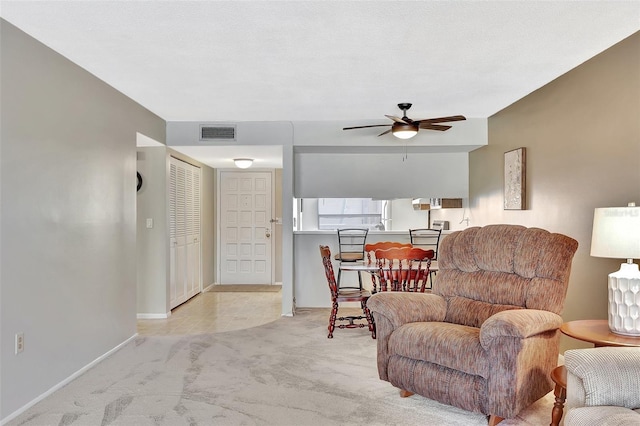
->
left=202, top=283, right=215, bottom=292
left=1, top=334, right=138, bottom=425
left=136, top=312, right=170, bottom=319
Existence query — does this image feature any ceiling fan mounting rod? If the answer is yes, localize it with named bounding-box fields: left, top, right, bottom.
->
left=397, top=102, right=412, bottom=119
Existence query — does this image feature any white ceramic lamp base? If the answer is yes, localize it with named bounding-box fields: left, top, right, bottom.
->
left=608, top=262, right=640, bottom=336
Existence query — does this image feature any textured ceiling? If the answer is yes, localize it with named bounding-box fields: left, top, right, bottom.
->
left=2, top=1, right=639, bottom=124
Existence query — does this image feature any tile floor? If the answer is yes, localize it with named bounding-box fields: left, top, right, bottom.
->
left=137, top=289, right=282, bottom=335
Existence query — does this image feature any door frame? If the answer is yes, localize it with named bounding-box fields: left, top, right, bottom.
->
left=215, top=168, right=277, bottom=285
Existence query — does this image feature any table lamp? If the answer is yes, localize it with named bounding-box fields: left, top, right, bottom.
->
left=590, top=202, right=640, bottom=336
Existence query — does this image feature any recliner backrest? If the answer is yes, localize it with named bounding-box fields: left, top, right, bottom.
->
left=434, top=225, right=578, bottom=327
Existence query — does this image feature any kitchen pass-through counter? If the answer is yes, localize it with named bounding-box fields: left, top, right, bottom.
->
left=293, top=230, right=451, bottom=308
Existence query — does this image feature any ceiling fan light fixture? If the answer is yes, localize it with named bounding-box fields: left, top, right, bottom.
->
left=343, top=103, right=465, bottom=137
left=392, top=122, right=419, bottom=139
left=233, top=158, right=253, bottom=169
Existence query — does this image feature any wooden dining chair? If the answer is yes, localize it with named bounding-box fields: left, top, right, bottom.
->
left=409, top=228, right=442, bottom=257
left=334, top=228, right=368, bottom=290
left=365, top=241, right=413, bottom=263
left=364, top=241, right=413, bottom=293
left=320, top=245, right=375, bottom=339
left=409, top=228, right=442, bottom=286
left=374, top=247, right=434, bottom=292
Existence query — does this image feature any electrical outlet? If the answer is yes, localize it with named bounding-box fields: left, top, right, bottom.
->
left=15, top=332, right=24, bottom=354
left=146, top=218, right=153, bottom=229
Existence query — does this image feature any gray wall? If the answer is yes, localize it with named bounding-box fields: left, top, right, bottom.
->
left=294, top=152, right=469, bottom=199
left=274, top=169, right=283, bottom=282
left=136, top=146, right=169, bottom=315
left=0, top=20, right=166, bottom=418
left=453, top=31, right=639, bottom=352
left=201, top=161, right=217, bottom=289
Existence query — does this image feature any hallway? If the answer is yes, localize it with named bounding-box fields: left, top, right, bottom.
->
left=137, top=288, right=282, bottom=335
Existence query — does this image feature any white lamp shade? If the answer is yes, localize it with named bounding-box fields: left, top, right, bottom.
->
left=590, top=206, right=640, bottom=259
left=233, top=158, right=253, bottom=169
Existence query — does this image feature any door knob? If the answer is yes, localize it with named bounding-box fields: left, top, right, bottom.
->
left=265, top=229, right=271, bottom=238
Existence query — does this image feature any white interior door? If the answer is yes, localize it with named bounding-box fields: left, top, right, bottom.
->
left=219, top=171, right=273, bottom=284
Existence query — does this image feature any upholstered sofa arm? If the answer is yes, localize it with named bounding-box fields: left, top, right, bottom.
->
left=565, top=347, right=640, bottom=410
left=565, top=406, right=640, bottom=426
left=367, top=292, right=447, bottom=329
left=479, top=309, right=563, bottom=349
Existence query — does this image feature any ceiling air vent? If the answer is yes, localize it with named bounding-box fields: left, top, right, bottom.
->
left=200, top=125, right=236, bottom=141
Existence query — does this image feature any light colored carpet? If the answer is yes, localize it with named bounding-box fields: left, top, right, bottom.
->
left=8, top=308, right=556, bottom=426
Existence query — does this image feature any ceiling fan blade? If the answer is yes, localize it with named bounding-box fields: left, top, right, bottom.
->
left=343, top=124, right=392, bottom=130
left=377, top=129, right=392, bottom=137
left=419, top=115, right=467, bottom=124
left=385, top=115, right=408, bottom=124
left=419, top=123, right=452, bottom=131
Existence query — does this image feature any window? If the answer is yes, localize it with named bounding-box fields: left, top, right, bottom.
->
left=317, top=198, right=384, bottom=230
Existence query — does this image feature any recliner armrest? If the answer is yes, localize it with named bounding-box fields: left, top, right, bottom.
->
left=479, top=309, right=563, bottom=349
left=367, top=292, right=446, bottom=329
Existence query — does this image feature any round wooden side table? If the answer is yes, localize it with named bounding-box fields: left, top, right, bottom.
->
left=549, top=319, right=640, bottom=426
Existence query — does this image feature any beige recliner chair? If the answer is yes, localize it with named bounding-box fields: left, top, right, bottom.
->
left=564, top=347, right=640, bottom=426
left=367, top=225, right=578, bottom=425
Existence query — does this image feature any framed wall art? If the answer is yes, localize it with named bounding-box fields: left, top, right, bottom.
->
left=504, top=147, right=526, bottom=210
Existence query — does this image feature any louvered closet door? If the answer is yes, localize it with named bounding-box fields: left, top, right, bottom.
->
left=185, top=166, right=201, bottom=300
left=169, top=157, right=201, bottom=309
left=169, top=161, right=177, bottom=305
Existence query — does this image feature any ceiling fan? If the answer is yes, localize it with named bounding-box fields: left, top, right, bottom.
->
left=343, top=103, right=466, bottom=139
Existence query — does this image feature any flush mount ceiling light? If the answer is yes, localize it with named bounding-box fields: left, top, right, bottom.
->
left=233, top=158, right=253, bottom=169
